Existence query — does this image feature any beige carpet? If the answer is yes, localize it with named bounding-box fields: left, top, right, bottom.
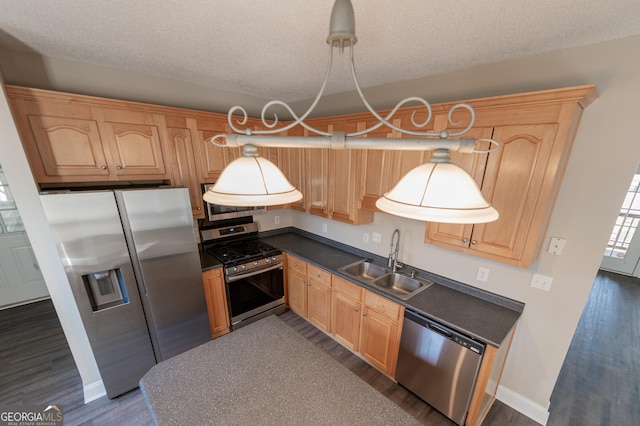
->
left=140, top=315, right=420, bottom=425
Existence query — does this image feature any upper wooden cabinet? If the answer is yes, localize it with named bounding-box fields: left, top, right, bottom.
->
left=7, top=87, right=173, bottom=183
left=163, top=116, right=205, bottom=218
left=423, top=86, right=598, bottom=267
left=93, top=108, right=169, bottom=178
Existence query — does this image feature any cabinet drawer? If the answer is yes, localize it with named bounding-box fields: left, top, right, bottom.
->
left=364, top=290, right=402, bottom=321
left=333, top=276, right=363, bottom=301
left=288, top=255, right=307, bottom=275
left=308, top=264, right=332, bottom=287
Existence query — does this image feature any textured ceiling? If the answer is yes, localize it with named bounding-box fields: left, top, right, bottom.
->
left=1, top=0, right=640, bottom=103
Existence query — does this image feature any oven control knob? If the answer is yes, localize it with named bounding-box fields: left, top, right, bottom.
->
left=254, top=261, right=259, bottom=266
left=265, top=258, right=271, bottom=264
left=272, top=257, right=278, bottom=262
left=241, top=265, right=246, bottom=270
left=233, top=267, right=238, bottom=273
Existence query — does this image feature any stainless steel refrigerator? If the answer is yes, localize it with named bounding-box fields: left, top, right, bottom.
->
left=40, top=187, right=210, bottom=398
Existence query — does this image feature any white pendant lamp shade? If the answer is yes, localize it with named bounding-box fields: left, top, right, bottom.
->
left=375, top=151, right=499, bottom=224
left=203, top=146, right=302, bottom=207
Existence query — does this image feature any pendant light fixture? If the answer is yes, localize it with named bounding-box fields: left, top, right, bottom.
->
left=204, top=0, right=500, bottom=224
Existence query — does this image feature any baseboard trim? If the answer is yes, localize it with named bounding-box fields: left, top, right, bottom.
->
left=83, top=380, right=106, bottom=403
left=496, top=385, right=550, bottom=425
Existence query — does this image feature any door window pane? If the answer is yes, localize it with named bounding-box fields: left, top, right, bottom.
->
left=0, top=164, right=25, bottom=233
left=604, top=167, right=640, bottom=258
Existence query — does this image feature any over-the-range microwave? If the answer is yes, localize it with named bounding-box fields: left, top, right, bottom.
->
left=202, top=183, right=267, bottom=221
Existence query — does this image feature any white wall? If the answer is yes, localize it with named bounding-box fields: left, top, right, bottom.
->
left=0, top=74, right=105, bottom=401
left=2, top=34, right=640, bottom=422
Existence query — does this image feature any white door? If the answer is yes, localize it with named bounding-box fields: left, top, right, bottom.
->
left=0, top=165, right=48, bottom=309
left=601, top=165, right=640, bottom=275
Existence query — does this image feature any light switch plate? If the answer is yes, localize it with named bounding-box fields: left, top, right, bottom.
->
left=372, top=232, right=382, bottom=243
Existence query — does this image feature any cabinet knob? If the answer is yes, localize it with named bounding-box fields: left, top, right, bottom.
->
left=329, top=209, right=333, bottom=213
left=471, top=240, right=477, bottom=245
left=116, top=165, right=122, bottom=170
left=216, top=273, right=220, bottom=278
left=100, top=165, right=107, bottom=170
left=294, top=263, right=298, bottom=266
left=362, top=312, right=367, bottom=317
left=316, top=274, right=320, bottom=278
left=354, top=307, right=359, bottom=312
left=462, top=238, right=468, bottom=243
left=307, top=282, right=311, bottom=286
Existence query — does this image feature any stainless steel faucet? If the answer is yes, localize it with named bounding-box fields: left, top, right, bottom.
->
left=388, top=229, right=402, bottom=272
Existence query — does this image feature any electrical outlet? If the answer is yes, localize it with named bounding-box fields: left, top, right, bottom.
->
left=477, top=267, right=490, bottom=282
left=274, top=215, right=280, bottom=225
left=548, top=237, right=566, bottom=255
left=322, top=223, right=328, bottom=233
left=372, top=232, right=382, bottom=243
left=363, top=233, right=370, bottom=243
left=531, top=273, right=553, bottom=291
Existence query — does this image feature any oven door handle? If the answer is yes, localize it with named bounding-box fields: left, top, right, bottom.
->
left=226, top=264, right=284, bottom=282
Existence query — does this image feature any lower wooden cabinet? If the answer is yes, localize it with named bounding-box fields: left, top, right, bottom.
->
left=202, top=268, right=230, bottom=339
left=331, top=276, right=363, bottom=352
left=286, top=255, right=332, bottom=333
left=331, top=275, right=403, bottom=376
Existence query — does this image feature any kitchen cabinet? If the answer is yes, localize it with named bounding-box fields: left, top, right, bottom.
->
left=423, top=86, right=597, bottom=267
left=466, top=325, right=516, bottom=426
left=331, top=275, right=403, bottom=376
left=285, top=254, right=332, bottom=333
left=163, top=116, right=205, bottom=218
left=359, top=289, right=403, bottom=376
left=331, top=276, right=363, bottom=352
left=192, top=117, right=238, bottom=183
left=426, top=124, right=557, bottom=265
left=286, top=254, right=308, bottom=315
left=279, top=124, right=307, bottom=212
left=202, top=268, right=230, bottom=339
left=293, top=119, right=373, bottom=225
left=93, top=107, right=169, bottom=178
left=7, top=86, right=173, bottom=183
left=360, top=113, right=434, bottom=211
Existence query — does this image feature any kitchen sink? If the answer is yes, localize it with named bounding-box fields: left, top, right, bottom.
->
left=371, top=273, right=432, bottom=300
left=340, top=260, right=388, bottom=280
left=338, top=260, right=433, bottom=300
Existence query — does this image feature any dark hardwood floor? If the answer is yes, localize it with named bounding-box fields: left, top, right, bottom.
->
left=0, top=270, right=637, bottom=425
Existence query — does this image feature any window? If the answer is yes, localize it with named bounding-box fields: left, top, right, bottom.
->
left=0, top=164, right=25, bottom=233
left=604, top=166, right=640, bottom=258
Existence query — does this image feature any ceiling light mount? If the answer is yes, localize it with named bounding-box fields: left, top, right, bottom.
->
left=204, top=0, right=501, bottom=224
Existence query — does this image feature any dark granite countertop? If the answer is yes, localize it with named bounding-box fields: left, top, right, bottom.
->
left=259, top=229, right=523, bottom=348
left=198, top=228, right=523, bottom=348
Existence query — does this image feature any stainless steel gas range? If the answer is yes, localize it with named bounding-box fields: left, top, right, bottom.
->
left=200, top=219, right=285, bottom=329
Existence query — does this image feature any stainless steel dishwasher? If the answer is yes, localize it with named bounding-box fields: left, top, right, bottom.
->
left=396, top=309, right=485, bottom=426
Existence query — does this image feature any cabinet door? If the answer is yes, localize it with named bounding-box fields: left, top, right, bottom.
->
left=279, top=125, right=306, bottom=211
left=331, top=277, right=363, bottom=352
left=98, top=110, right=168, bottom=177
left=307, top=279, right=332, bottom=332
left=287, top=268, right=307, bottom=316
left=26, top=115, right=111, bottom=178
left=360, top=290, right=402, bottom=375
left=424, top=127, right=494, bottom=247
left=165, top=124, right=205, bottom=218
left=202, top=268, right=230, bottom=338
left=471, top=124, right=559, bottom=262
left=360, top=307, right=400, bottom=375
left=305, top=147, right=329, bottom=217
